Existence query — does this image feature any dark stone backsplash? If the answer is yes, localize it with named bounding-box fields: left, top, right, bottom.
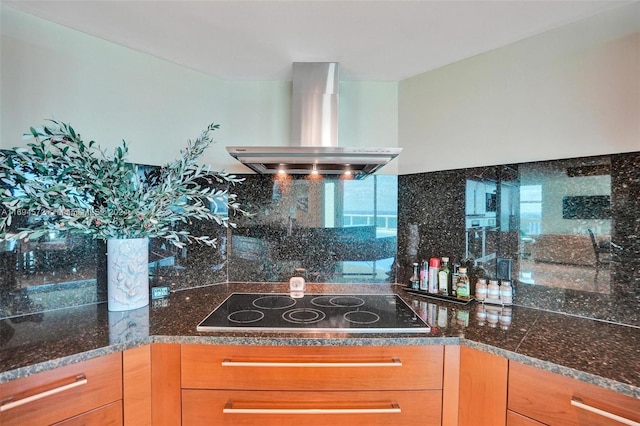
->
left=1, top=152, right=638, bottom=326
left=398, top=152, right=639, bottom=327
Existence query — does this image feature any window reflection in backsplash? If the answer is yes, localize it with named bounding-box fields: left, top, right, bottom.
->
left=0, top=172, right=399, bottom=319
left=398, top=151, right=640, bottom=327
left=227, top=174, right=399, bottom=283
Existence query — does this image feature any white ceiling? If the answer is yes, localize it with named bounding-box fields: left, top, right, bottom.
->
left=2, top=0, right=635, bottom=81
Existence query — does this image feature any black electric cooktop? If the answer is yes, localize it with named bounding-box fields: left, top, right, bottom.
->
left=197, top=293, right=430, bottom=333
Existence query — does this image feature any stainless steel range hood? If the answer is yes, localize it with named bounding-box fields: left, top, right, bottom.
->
left=226, top=62, right=401, bottom=178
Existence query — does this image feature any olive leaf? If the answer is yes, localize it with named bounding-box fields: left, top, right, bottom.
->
left=0, top=120, right=249, bottom=248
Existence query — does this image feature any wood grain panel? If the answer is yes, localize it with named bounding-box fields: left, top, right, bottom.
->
left=123, top=345, right=151, bottom=425
left=54, top=401, right=123, bottom=426
left=458, top=346, right=508, bottom=426
left=181, top=344, right=443, bottom=391
left=509, top=361, right=640, bottom=426
left=151, top=343, right=181, bottom=426
left=442, top=344, right=461, bottom=426
left=0, top=352, right=122, bottom=426
left=182, top=389, right=442, bottom=426
left=506, top=410, right=548, bottom=426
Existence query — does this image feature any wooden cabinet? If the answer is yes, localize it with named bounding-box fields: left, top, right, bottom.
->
left=54, top=401, right=123, bottom=426
left=151, top=343, right=181, bottom=426
left=508, top=361, right=640, bottom=426
left=458, top=346, right=508, bottom=426
left=0, top=352, right=123, bottom=426
left=181, top=344, right=444, bottom=425
left=183, top=389, right=439, bottom=426
left=123, top=345, right=152, bottom=426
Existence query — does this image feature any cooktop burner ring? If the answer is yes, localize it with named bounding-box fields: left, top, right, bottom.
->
left=282, top=308, right=326, bottom=324
left=311, top=295, right=365, bottom=308
left=343, top=310, right=381, bottom=325
left=252, top=295, right=297, bottom=310
left=227, top=310, right=265, bottom=324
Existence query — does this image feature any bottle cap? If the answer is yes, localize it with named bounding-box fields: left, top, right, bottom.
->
left=429, top=257, right=440, bottom=268
left=441, top=256, right=449, bottom=262
left=459, top=267, right=467, bottom=273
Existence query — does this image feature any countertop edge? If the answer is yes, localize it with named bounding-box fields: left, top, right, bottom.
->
left=461, top=339, right=640, bottom=399
left=2, top=334, right=638, bottom=400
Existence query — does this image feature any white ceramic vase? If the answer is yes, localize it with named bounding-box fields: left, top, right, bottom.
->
left=107, top=237, right=149, bottom=311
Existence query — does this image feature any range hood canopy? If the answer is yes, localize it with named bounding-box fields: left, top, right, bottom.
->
left=227, top=62, right=401, bottom=178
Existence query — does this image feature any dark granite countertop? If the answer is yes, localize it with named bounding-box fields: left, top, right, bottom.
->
left=1, top=282, right=638, bottom=400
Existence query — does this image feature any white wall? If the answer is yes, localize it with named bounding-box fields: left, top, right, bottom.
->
left=1, top=6, right=399, bottom=174
left=1, top=6, right=228, bottom=167
left=399, top=2, right=640, bottom=175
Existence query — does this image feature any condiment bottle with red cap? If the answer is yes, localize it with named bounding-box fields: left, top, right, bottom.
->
left=428, top=257, right=440, bottom=294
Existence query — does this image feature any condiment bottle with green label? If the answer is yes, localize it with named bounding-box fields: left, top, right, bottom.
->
left=456, top=267, right=471, bottom=301
left=438, top=257, right=450, bottom=295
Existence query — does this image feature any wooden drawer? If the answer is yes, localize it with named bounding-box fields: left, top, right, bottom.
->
left=181, top=344, right=443, bottom=391
left=0, top=352, right=123, bottom=426
left=182, top=389, right=442, bottom=426
left=508, top=361, right=640, bottom=426
left=54, top=401, right=123, bottom=426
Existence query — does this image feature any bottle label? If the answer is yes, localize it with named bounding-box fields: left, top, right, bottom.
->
left=438, top=271, right=449, bottom=295
left=428, top=268, right=439, bottom=294
left=457, top=279, right=470, bottom=299
left=419, top=266, right=428, bottom=291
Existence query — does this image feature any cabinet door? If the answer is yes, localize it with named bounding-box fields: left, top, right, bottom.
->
left=0, top=352, right=122, bottom=426
left=151, top=344, right=181, bottom=426
left=123, top=345, right=151, bottom=425
left=509, top=361, right=640, bottom=426
left=458, top=346, right=508, bottom=426
left=182, top=389, right=442, bottom=426
left=182, top=344, right=443, bottom=391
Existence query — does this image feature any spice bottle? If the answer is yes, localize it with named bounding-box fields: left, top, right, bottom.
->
left=428, top=258, right=440, bottom=294
left=450, top=264, right=460, bottom=297
left=410, top=263, right=420, bottom=290
left=438, top=257, right=450, bottom=296
left=487, top=279, right=500, bottom=302
left=419, top=260, right=429, bottom=291
left=456, top=267, right=471, bottom=301
left=500, top=280, right=513, bottom=304
left=475, top=278, right=487, bottom=302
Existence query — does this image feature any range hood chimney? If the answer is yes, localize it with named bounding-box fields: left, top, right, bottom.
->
left=226, top=62, right=401, bottom=178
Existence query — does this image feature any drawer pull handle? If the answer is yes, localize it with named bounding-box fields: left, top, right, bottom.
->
left=0, top=374, right=87, bottom=412
left=221, top=358, right=402, bottom=368
left=571, top=397, right=640, bottom=426
left=223, top=401, right=401, bottom=415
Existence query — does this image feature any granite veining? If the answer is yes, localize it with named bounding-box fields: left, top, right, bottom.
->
left=1, top=282, right=638, bottom=400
